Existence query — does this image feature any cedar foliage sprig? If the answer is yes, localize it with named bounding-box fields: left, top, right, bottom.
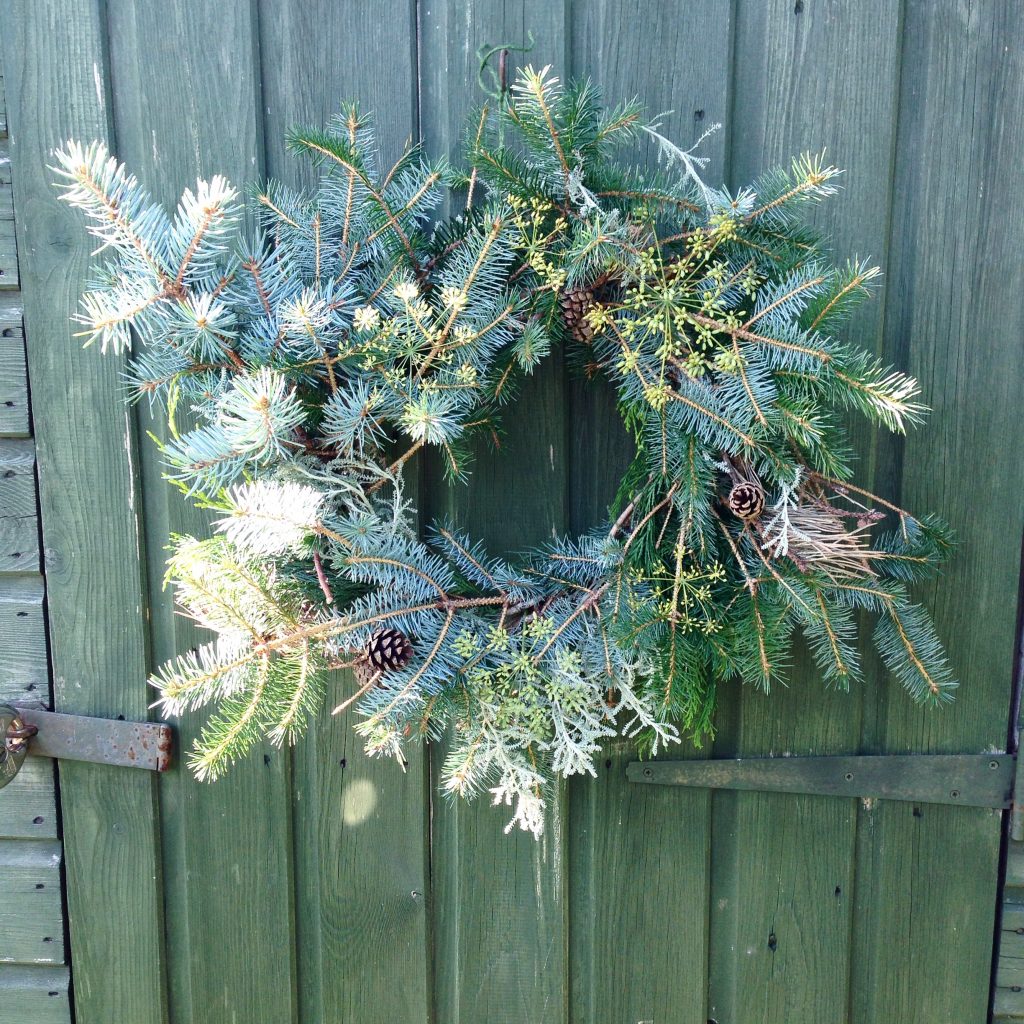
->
left=53, top=66, right=954, bottom=837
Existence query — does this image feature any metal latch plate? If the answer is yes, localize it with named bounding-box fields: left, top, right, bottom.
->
left=17, top=707, right=172, bottom=772
left=627, top=754, right=1015, bottom=808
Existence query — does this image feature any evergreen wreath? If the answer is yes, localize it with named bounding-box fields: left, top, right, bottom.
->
left=54, top=65, right=954, bottom=836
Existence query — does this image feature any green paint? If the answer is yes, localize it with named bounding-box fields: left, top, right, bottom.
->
left=3, top=1, right=1022, bottom=1021
left=0, top=3, right=166, bottom=1022
left=0, top=760, right=56, bottom=839
left=0, top=440, right=38, bottom=573
left=259, top=4, right=431, bottom=1020
left=0, top=841, right=64, bottom=965
left=565, top=6, right=729, bottom=1022
left=419, top=6, right=571, bottom=1022
left=0, top=965, right=71, bottom=1024
left=0, top=31, right=68, bottom=1022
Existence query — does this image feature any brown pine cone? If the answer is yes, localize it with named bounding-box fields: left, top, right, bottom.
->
left=365, top=628, right=413, bottom=673
left=559, top=286, right=598, bottom=344
left=727, top=482, right=766, bottom=520
left=558, top=273, right=620, bottom=345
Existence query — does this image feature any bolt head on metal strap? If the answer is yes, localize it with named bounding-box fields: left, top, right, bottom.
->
left=0, top=704, right=32, bottom=789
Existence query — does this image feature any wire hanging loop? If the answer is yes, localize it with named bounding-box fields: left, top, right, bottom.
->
left=476, top=31, right=536, bottom=100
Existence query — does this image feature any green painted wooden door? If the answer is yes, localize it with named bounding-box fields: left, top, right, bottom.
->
left=2, top=1, right=1022, bottom=1022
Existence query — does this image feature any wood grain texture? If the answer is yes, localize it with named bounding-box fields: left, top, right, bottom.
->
left=257, top=3, right=430, bottom=1021
left=1, top=1, right=1020, bottom=1019
left=0, top=840, right=64, bottom=965
left=995, top=901, right=1024, bottom=1017
left=1007, top=842, right=1024, bottom=892
left=996, top=993, right=1024, bottom=1023
left=0, top=343, right=29, bottom=439
left=0, top=964, right=71, bottom=1024
left=292, top=707, right=430, bottom=1023
left=566, top=5, right=730, bottom=1022
left=0, top=138, right=17, bottom=291
left=851, top=3, right=1024, bottom=1020
left=0, top=575, right=46, bottom=704
left=867, top=0, right=1024, bottom=748
left=852, top=802, right=1003, bottom=1024
left=420, top=5, right=571, bottom=1021
left=0, top=1, right=166, bottom=1020
left=102, top=2, right=297, bottom=1021
left=569, top=743, right=711, bottom=1024
left=0, top=438, right=38, bottom=572
left=0, top=295, right=27, bottom=439
left=707, top=4, right=906, bottom=1021
left=0, top=760, right=57, bottom=839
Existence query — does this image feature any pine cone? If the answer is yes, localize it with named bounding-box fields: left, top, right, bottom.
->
left=559, top=285, right=598, bottom=344
left=727, top=482, right=766, bottom=520
left=558, top=274, right=620, bottom=345
left=365, top=628, right=413, bottom=673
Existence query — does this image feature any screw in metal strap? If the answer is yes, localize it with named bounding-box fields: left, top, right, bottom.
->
left=0, top=704, right=36, bottom=789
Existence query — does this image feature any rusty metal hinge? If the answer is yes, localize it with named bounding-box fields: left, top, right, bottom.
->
left=627, top=754, right=1015, bottom=809
left=0, top=704, right=172, bottom=788
left=1010, top=752, right=1024, bottom=838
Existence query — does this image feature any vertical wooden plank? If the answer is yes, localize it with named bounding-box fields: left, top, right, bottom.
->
left=709, top=3, right=904, bottom=1021
left=851, top=3, right=1024, bottom=1020
left=419, top=5, right=570, bottom=1021
left=0, top=297, right=29, bottom=438
left=257, top=3, right=430, bottom=1021
left=566, top=4, right=730, bottom=1022
left=0, top=12, right=69, bottom=999
left=0, top=3, right=167, bottom=1021
left=100, top=3, right=295, bottom=1022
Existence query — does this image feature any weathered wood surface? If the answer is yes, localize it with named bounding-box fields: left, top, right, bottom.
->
left=0, top=575, right=46, bottom=705
left=0, top=840, right=64, bottom=965
left=260, top=3, right=431, bottom=1021
left=1, top=1, right=1021, bottom=1022
left=0, top=136, right=17, bottom=291
left=565, top=7, right=729, bottom=1022
left=102, top=2, right=296, bottom=1021
left=994, top=659, right=1024, bottom=1017
left=850, top=3, right=1024, bottom=1022
left=995, top=898, right=1024, bottom=1019
left=0, top=965, right=71, bottom=1024
left=0, top=438, right=38, bottom=573
left=0, top=35, right=67, bottom=1022
left=632, top=753, right=1016, bottom=807
left=0, top=3, right=166, bottom=1023
left=420, top=6, right=572, bottom=1021
left=0, top=352, right=27, bottom=440
left=0, top=296, right=26, bottom=431
left=707, top=5, right=904, bottom=1022
left=0, top=760, right=57, bottom=839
